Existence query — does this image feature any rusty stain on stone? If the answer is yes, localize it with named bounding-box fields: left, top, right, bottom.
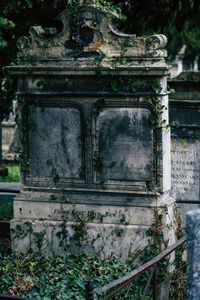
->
left=84, top=31, right=103, bottom=51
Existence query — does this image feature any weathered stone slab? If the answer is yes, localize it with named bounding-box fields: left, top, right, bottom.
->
left=178, top=203, right=200, bottom=225
left=186, top=209, right=200, bottom=300
left=169, top=96, right=200, bottom=223
left=169, top=72, right=200, bottom=223
left=169, top=72, right=200, bottom=101
left=0, top=182, right=20, bottom=192
left=11, top=219, right=149, bottom=261
left=14, top=188, right=174, bottom=207
left=28, top=107, right=83, bottom=179
left=14, top=201, right=156, bottom=224
left=96, top=107, right=153, bottom=182
left=17, top=76, right=160, bottom=96
left=2, top=121, right=15, bottom=155
left=11, top=200, right=176, bottom=261
left=171, top=135, right=200, bottom=201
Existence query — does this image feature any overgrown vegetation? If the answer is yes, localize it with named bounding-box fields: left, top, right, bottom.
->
left=0, top=208, right=186, bottom=299
left=0, top=248, right=186, bottom=300
left=0, top=164, right=20, bottom=182
left=169, top=211, right=187, bottom=300
left=169, top=244, right=187, bottom=300
left=0, top=253, right=141, bottom=299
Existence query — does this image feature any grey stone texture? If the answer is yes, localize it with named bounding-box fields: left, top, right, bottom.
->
left=0, top=182, right=20, bottom=192
left=11, top=197, right=176, bottom=261
left=6, top=1, right=177, bottom=259
left=96, top=107, right=153, bottom=182
left=186, top=209, right=200, bottom=300
left=28, top=107, right=82, bottom=178
left=169, top=72, right=200, bottom=224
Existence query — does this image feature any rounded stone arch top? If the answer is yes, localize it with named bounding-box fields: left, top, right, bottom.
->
left=15, top=1, right=168, bottom=67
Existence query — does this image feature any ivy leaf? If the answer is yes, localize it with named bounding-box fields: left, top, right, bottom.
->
left=131, top=87, right=136, bottom=93
left=110, top=80, right=119, bottom=93
left=149, top=114, right=156, bottom=124
left=170, top=88, right=175, bottom=94
left=152, top=81, right=162, bottom=94
left=121, top=57, right=127, bottom=64
left=28, top=105, right=35, bottom=112
left=153, top=85, right=162, bottom=94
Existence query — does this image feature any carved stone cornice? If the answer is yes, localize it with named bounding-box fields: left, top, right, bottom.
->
left=15, top=3, right=168, bottom=67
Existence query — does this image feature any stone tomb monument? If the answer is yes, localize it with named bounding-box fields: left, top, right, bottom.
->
left=6, top=1, right=177, bottom=260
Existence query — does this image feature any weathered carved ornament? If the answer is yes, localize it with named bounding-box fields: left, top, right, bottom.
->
left=16, top=2, right=167, bottom=65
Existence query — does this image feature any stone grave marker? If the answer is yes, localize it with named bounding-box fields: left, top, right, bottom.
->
left=169, top=72, right=200, bottom=223
left=187, top=209, right=200, bottom=300
left=6, top=0, right=177, bottom=260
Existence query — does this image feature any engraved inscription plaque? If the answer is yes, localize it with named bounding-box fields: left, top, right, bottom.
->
left=96, top=107, right=153, bottom=182
left=28, top=107, right=83, bottom=179
left=171, top=136, right=200, bottom=201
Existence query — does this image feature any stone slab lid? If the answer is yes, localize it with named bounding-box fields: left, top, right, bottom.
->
left=0, top=182, right=20, bottom=193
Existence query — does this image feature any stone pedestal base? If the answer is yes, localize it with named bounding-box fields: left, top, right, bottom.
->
left=11, top=191, right=177, bottom=261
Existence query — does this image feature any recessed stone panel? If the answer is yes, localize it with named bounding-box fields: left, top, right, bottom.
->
left=96, top=107, right=153, bottom=182
left=171, top=129, right=200, bottom=201
left=28, top=106, right=83, bottom=179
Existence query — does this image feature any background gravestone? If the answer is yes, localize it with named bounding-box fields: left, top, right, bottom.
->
left=6, top=1, right=177, bottom=260
left=169, top=72, right=200, bottom=224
